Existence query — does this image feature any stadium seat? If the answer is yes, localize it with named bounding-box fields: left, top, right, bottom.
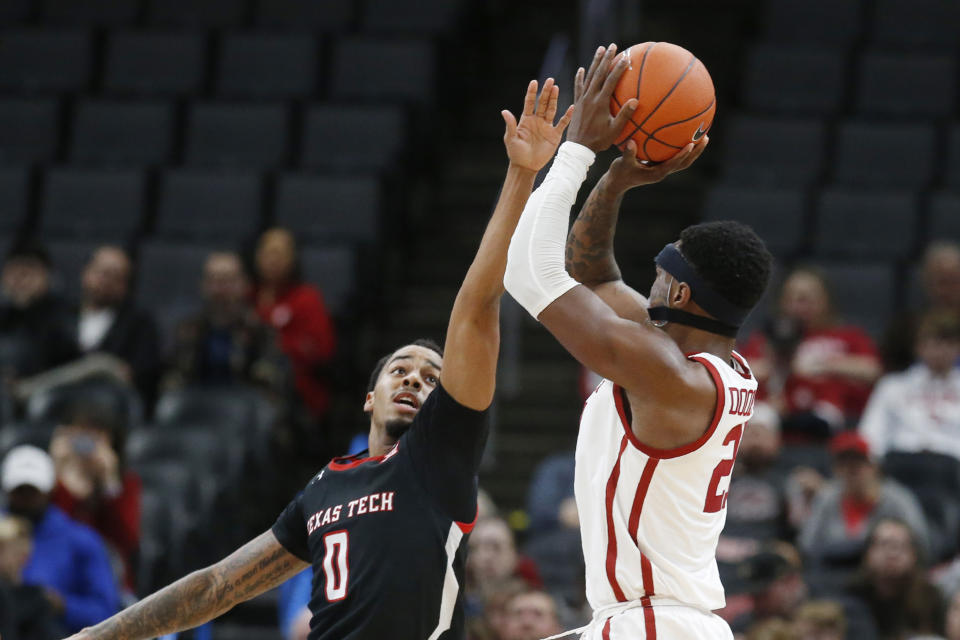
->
left=300, top=245, right=357, bottom=316
left=361, top=0, right=464, bottom=34
left=127, top=427, right=243, bottom=486
left=0, top=168, right=28, bottom=234
left=134, top=241, right=210, bottom=320
left=40, top=168, right=144, bottom=240
left=855, top=53, right=956, bottom=118
left=0, top=0, right=32, bottom=26
left=145, top=0, right=248, bottom=28
left=253, top=0, right=354, bottom=31
left=701, top=186, right=807, bottom=257
left=216, top=33, right=317, bottom=98
left=274, top=174, right=380, bottom=244
left=70, top=99, right=173, bottom=166
left=810, top=261, right=896, bottom=337
left=814, top=189, right=917, bottom=260
left=331, top=37, right=435, bottom=104
left=929, top=193, right=960, bottom=242
left=0, top=98, right=59, bottom=164
left=40, top=0, right=141, bottom=26
left=26, top=379, right=144, bottom=428
left=301, top=104, right=406, bottom=171
left=946, top=124, right=960, bottom=191
left=883, top=451, right=960, bottom=560
left=761, top=0, right=863, bottom=45
left=185, top=102, right=289, bottom=169
left=872, top=0, right=960, bottom=50
left=155, top=169, right=262, bottom=242
left=742, top=44, right=846, bottom=115
left=833, top=121, right=936, bottom=189
left=104, top=32, right=206, bottom=96
left=0, top=423, right=56, bottom=458
left=0, top=29, right=91, bottom=92
left=47, top=240, right=97, bottom=299
left=720, top=115, right=825, bottom=187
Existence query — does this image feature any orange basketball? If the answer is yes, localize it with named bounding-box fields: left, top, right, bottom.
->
left=610, top=42, right=716, bottom=163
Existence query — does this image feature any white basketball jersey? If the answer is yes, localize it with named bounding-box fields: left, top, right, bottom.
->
left=575, top=351, right=757, bottom=614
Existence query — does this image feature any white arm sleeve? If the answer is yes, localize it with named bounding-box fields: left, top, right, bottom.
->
left=504, top=141, right=596, bottom=318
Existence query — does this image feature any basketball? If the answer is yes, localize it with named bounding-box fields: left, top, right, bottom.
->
left=610, top=42, right=716, bottom=162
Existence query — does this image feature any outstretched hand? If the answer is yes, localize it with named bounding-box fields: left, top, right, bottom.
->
left=605, top=136, right=709, bottom=193
left=502, top=77, right=575, bottom=172
left=567, top=44, right=638, bottom=153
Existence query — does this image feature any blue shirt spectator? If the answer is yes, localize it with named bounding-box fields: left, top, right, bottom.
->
left=3, top=445, right=119, bottom=634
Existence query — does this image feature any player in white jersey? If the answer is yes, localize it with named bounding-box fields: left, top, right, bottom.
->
left=504, top=45, right=773, bottom=639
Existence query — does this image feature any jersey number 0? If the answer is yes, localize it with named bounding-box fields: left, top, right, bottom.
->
left=322, top=530, right=350, bottom=601
left=703, top=424, right=744, bottom=514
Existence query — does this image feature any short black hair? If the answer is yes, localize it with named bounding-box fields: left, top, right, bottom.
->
left=5, top=238, right=51, bottom=268
left=366, top=338, right=444, bottom=392
left=679, top=221, right=773, bottom=312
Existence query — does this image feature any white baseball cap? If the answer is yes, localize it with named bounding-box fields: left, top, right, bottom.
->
left=2, top=445, right=55, bottom=493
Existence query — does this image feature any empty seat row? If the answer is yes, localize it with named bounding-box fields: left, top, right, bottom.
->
left=0, top=98, right=408, bottom=170
left=1, top=0, right=464, bottom=34
left=762, top=0, right=960, bottom=50
left=702, top=186, right=960, bottom=259
left=0, top=30, right=436, bottom=103
left=721, top=115, right=960, bottom=189
left=0, top=167, right=381, bottom=244
left=743, top=45, right=957, bottom=117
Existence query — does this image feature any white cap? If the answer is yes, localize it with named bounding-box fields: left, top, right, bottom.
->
left=2, top=445, right=55, bottom=493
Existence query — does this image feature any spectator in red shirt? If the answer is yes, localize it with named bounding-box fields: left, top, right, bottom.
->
left=253, top=228, right=336, bottom=419
left=742, top=267, right=881, bottom=439
left=48, top=403, right=140, bottom=594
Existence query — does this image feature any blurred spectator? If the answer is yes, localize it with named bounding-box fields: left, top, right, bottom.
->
left=744, top=617, right=797, bottom=640
left=792, top=600, right=846, bottom=640
left=501, top=589, right=563, bottom=640
left=478, top=579, right=527, bottom=640
left=74, top=246, right=161, bottom=407
left=467, top=517, right=542, bottom=602
left=845, top=518, right=944, bottom=640
left=720, top=403, right=790, bottom=565
left=742, top=267, right=881, bottom=439
left=860, top=311, right=960, bottom=461
left=165, top=251, right=290, bottom=395
left=731, top=544, right=808, bottom=634
left=799, top=432, right=929, bottom=567
left=883, top=241, right=960, bottom=372
left=0, top=240, right=78, bottom=378
left=48, top=402, right=140, bottom=593
left=0, top=514, right=63, bottom=640
left=947, top=589, right=960, bottom=640
left=2, top=445, right=118, bottom=634
left=253, top=228, right=336, bottom=418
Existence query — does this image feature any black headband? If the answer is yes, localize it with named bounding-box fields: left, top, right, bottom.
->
left=653, top=243, right=751, bottom=329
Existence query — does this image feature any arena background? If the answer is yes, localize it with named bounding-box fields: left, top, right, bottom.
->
left=0, top=0, right=958, bottom=638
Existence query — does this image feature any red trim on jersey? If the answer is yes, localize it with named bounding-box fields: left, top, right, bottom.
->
left=642, top=597, right=657, bottom=638
left=729, top=350, right=754, bottom=381
left=328, top=444, right=399, bottom=471
left=456, top=505, right=479, bottom=534
left=604, top=436, right=630, bottom=602
left=627, top=458, right=659, bottom=540
left=601, top=618, right=612, bottom=640
left=612, top=355, right=724, bottom=459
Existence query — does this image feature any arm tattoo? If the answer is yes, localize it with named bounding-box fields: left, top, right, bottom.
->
left=78, top=532, right=306, bottom=640
left=565, top=177, right=626, bottom=285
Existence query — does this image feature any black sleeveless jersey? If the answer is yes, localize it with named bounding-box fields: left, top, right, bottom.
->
left=271, top=384, right=488, bottom=640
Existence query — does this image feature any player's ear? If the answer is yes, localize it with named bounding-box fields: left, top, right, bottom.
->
left=674, top=281, right=692, bottom=308
left=363, top=391, right=375, bottom=413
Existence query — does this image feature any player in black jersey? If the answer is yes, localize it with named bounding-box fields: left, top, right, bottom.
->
left=65, top=79, right=574, bottom=640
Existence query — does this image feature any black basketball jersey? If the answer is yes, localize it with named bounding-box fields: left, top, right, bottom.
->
left=271, top=383, right=488, bottom=640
